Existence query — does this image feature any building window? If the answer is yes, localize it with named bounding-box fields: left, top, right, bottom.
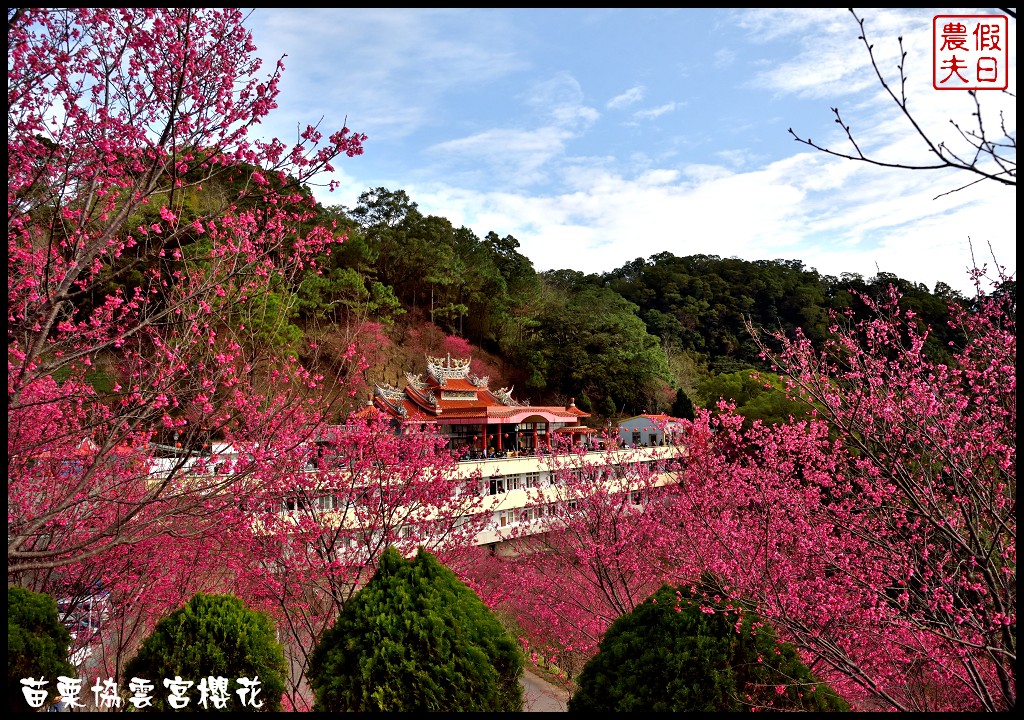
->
left=283, top=497, right=309, bottom=513
left=522, top=505, right=547, bottom=523
left=489, top=476, right=506, bottom=496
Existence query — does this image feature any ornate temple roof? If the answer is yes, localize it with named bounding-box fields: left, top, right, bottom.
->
left=371, top=354, right=590, bottom=426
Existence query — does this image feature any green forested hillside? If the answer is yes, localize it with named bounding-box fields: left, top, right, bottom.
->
left=292, top=187, right=972, bottom=420
left=79, top=179, right=976, bottom=423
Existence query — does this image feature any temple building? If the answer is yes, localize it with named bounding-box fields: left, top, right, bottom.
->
left=370, top=354, right=595, bottom=458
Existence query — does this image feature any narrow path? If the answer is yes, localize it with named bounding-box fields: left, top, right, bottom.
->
left=520, top=667, right=570, bottom=712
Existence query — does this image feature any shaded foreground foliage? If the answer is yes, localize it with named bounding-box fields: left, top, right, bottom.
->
left=123, top=593, right=287, bottom=712
left=8, top=587, right=75, bottom=713
left=568, top=583, right=849, bottom=712
left=308, top=546, right=524, bottom=712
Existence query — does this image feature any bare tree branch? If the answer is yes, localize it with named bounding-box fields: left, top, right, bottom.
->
left=789, top=9, right=1016, bottom=198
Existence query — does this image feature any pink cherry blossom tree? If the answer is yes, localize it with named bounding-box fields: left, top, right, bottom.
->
left=7, top=13, right=383, bottom=705
left=673, top=268, right=1015, bottom=711
left=222, top=410, right=488, bottom=710
left=470, top=436, right=689, bottom=680
left=8, top=8, right=365, bottom=579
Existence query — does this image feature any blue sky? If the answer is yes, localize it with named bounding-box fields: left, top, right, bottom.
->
left=246, top=8, right=1016, bottom=296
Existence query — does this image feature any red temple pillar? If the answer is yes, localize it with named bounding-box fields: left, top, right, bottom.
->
left=497, top=427, right=502, bottom=451
left=482, top=424, right=488, bottom=452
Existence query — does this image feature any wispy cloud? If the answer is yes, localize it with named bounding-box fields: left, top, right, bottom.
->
left=426, top=126, right=576, bottom=188
left=713, top=48, right=736, bottom=67
left=525, top=71, right=601, bottom=128
left=633, top=102, right=678, bottom=120
left=607, top=86, right=646, bottom=109
left=248, top=8, right=528, bottom=141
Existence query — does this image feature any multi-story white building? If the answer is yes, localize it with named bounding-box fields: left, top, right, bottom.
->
left=364, top=354, right=683, bottom=548
left=147, top=355, right=685, bottom=551
left=452, top=445, right=682, bottom=547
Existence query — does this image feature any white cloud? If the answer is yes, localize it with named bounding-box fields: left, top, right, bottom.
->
left=714, top=148, right=758, bottom=169
left=425, top=126, right=576, bottom=188
left=633, top=102, right=678, bottom=120
left=525, top=71, right=601, bottom=129
left=607, top=86, right=646, bottom=109
left=410, top=140, right=1013, bottom=297
left=713, top=48, right=736, bottom=68
left=273, top=8, right=1014, bottom=298
left=248, top=8, right=529, bottom=142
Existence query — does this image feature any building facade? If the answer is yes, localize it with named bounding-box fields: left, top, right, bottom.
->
left=149, top=356, right=686, bottom=552
left=369, top=353, right=596, bottom=458
left=617, top=414, right=684, bottom=448
left=361, top=356, right=682, bottom=548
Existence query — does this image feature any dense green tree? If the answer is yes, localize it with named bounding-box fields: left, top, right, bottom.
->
left=568, top=584, right=849, bottom=712
left=602, top=251, right=961, bottom=372
left=528, top=280, right=670, bottom=414
left=308, top=546, right=524, bottom=712
left=293, top=204, right=402, bottom=324
left=347, top=188, right=422, bottom=298
left=575, top=391, right=593, bottom=413
left=296, top=266, right=403, bottom=322
left=698, top=369, right=813, bottom=426
left=8, top=587, right=75, bottom=713
left=597, top=395, right=618, bottom=419
left=320, top=205, right=379, bottom=274
left=122, top=593, right=287, bottom=712
left=451, top=227, right=506, bottom=344
left=348, top=189, right=468, bottom=326
left=485, top=231, right=537, bottom=298
left=346, top=186, right=417, bottom=228
left=670, top=388, right=696, bottom=420
left=489, top=236, right=544, bottom=361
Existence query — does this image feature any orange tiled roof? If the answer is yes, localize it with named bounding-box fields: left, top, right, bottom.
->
left=371, top=354, right=591, bottom=425
left=351, top=400, right=385, bottom=419
left=564, top=399, right=588, bottom=417
left=434, top=397, right=490, bottom=410
left=435, top=377, right=479, bottom=391
left=434, top=407, right=488, bottom=418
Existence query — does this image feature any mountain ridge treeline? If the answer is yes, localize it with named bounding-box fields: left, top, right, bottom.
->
left=295, top=187, right=982, bottom=419
left=81, top=180, right=997, bottom=423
